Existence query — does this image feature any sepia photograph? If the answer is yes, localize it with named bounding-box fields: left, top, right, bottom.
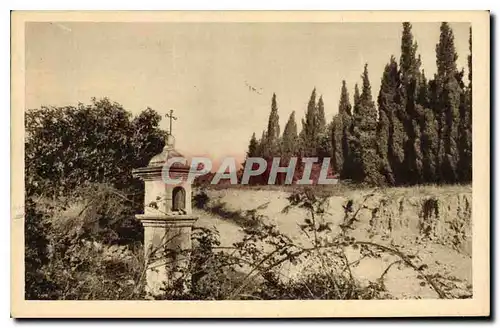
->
left=11, top=10, right=490, bottom=318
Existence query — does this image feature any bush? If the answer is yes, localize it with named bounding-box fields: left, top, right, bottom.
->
left=24, top=98, right=166, bottom=299
left=25, top=98, right=165, bottom=198
left=25, top=184, right=146, bottom=299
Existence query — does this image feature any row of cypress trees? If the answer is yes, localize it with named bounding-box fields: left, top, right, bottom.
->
left=245, top=22, right=472, bottom=186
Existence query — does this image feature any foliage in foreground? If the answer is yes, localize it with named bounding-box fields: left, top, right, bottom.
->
left=25, top=184, right=472, bottom=300
left=25, top=185, right=145, bottom=300
left=153, top=188, right=470, bottom=300
left=24, top=99, right=165, bottom=299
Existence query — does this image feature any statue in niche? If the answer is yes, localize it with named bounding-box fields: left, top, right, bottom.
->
left=172, top=186, right=186, bottom=214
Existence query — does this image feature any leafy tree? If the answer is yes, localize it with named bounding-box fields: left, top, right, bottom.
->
left=25, top=100, right=165, bottom=246
left=25, top=98, right=166, bottom=198
left=25, top=198, right=56, bottom=299
left=24, top=98, right=167, bottom=299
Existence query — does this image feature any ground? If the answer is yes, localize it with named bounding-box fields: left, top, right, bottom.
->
left=193, top=184, right=472, bottom=299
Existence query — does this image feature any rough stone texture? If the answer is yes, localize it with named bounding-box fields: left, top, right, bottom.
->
left=132, top=138, right=198, bottom=297
left=138, top=215, right=197, bottom=296
left=194, top=186, right=472, bottom=299
left=344, top=190, right=472, bottom=256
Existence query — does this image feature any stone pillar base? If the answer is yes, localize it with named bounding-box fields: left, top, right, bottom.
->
left=136, top=214, right=198, bottom=298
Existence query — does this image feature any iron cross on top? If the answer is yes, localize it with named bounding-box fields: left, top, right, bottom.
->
left=165, top=110, right=177, bottom=135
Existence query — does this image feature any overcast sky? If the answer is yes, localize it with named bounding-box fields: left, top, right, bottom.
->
left=26, top=22, right=470, bottom=163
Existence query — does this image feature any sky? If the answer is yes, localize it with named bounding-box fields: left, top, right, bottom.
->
left=25, top=22, right=470, bottom=163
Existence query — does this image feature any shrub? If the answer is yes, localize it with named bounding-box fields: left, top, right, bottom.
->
left=25, top=184, right=146, bottom=300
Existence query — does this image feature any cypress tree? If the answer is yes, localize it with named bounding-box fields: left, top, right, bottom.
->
left=302, top=88, right=318, bottom=157
left=316, top=95, right=330, bottom=159
left=436, top=22, right=461, bottom=183
left=377, top=57, right=400, bottom=185
left=298, top=118, right=306, bottom=156
left=242, top=22, right=471, bottom=187
left=400, top=22, right=423, bottom=184
left=468, top=26, right=472, bottom=86
left=331, top=114, right=343, bottom=173
left=377, top=104, right=392, bottom=185
left=246, top=132, right=258, bottom=158
left=353, top=84, right=361, bottom=116
left=243, top=132, right=260, bottom=184
left=318, top=123, right=333, bottom=161
left=441, top=75, right=461, bottom=183
left=349, top=83, right=362, bottom=181
left=282, top=111, right=299, bottom=159
left=353, top=64, right=382, bottom=184
left=316, top=95, right=327, bottom=132
left=458, top=27, right=472, bottom=182
left=466, top=26, right=472, bottom=180
left=421, top=108, right=439, bottom=183
left=436, top=23, right=459, bottom=79
left=400, top=23, right=421, bottom=83
left=265, top=93, right=281, bottom=158
left=417, top=70, right=429, bottom=108
left=340, top=81, right=353, bottom=178
left=332, top=81, right=353, bottom=177
left=256, top=130, right=267, bottom=158
left=417, top=70, right=438, bottom=183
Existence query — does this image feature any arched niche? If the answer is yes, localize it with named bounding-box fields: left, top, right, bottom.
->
left=172, top=186, right=186, bottom=212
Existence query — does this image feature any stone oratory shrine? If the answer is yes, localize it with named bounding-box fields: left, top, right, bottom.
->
left=132, top=110, right=198, bottom=297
